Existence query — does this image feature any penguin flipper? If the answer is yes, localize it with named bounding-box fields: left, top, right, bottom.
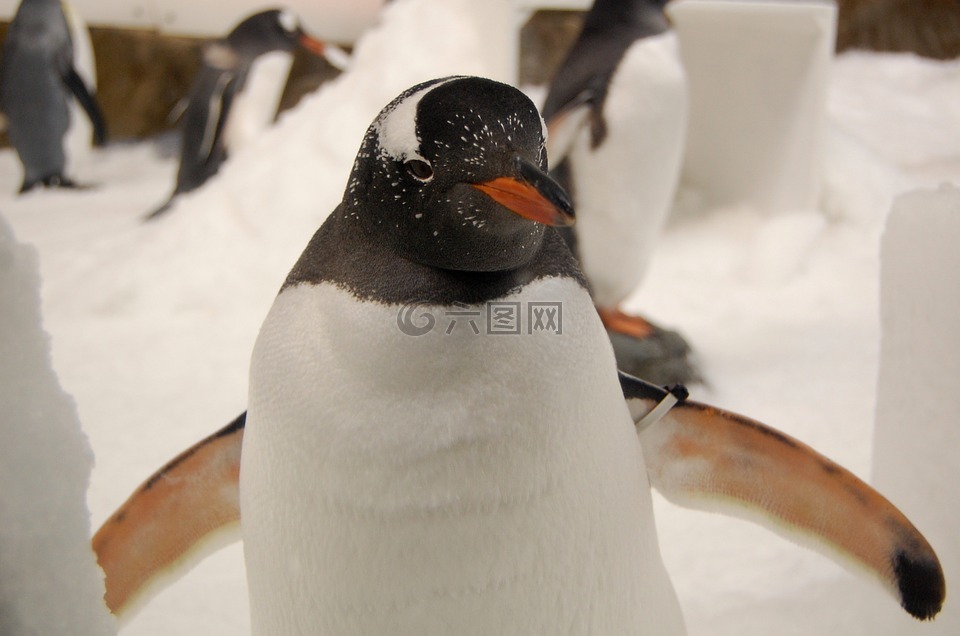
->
left=92, top=413, right=245, bottom=619
left=191, top=71, right=238, bottom=182
left=198, top=76, right=230, bottom=168
left=618, top=372, right=946, bottom=621
left=193, top=44, right=243, bottom=166
left=544, top=91, right=594, bottom=166
left=61, top=66, right=107, bottom=146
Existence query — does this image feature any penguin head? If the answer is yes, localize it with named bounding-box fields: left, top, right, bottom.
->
left=345, top=76, right=575, bottom=273
left=9, top=0, right=71, bottom=49
left=226, top=9, right=327, bottom=59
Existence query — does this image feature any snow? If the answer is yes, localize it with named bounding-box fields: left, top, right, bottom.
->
left=1, top=0, right=958, bottom=633
left=0, top=217, right=115, bottom=635
left=670, top=0, right=836, bottom=212
left=869, top=185, right=960, bottom=635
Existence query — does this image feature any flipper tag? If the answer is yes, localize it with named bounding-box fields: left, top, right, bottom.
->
left=635, top=384, right=688, bottom=432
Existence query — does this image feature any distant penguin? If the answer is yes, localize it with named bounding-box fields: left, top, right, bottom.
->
left=0, top=0, right=107, bottom=193
left=542, top=0, right=691, bottom=384
left=93, top=77, right=943, bottom=634
left=147, top=9, right=339, bottom=219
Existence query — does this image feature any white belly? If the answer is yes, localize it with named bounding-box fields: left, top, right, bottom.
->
left=240, top=277, right=684, bottom=635
left=63, top=0, right=96, bottom=175
left=571, top=32, right=688, bottom=307
left=224, top=51, right=293, bottom=154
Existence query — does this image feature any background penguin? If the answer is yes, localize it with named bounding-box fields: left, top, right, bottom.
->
left=0, top=0, right=107, bottom=193
left=92, top=77, right=944, bottom=633
left=147, top=9, right=340, bottom=219
left=542, top=0, right=691, bottom=384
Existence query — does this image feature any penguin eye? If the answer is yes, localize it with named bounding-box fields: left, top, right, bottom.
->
left=404, top=159, right=434, bottom=181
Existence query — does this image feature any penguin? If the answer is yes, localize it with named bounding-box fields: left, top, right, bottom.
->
left=147, top=8, right=338, bottom=220
left=92, top=77, right=944, bottom=633
left=0, top=0, right=107, bottom=193
left=542, top=0, right=691, bottom=384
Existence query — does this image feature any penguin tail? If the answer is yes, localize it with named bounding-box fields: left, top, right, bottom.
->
left=92, top=413, right=245, bottom=619
left=620, top=373, right=946, bottom=621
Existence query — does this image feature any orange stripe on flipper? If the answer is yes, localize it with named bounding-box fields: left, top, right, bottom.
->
left=92, top=413, right=245, bottom=617
left=637, top=401, right=945, bottom=620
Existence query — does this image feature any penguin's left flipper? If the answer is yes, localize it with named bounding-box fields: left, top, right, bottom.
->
left=61, top=66, right=107, bottom=146
left=619, top=372, right=946, bottom=621
left=92, top=413, right=245, bottom=619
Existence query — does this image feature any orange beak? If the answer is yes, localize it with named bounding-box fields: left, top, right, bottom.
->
left=471, top=157, right=575, bottom=227
left=298, top=33, right=326, bottom=56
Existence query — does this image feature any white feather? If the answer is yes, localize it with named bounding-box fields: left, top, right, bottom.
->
left=277, top=10, right=299, bottom=34
left=222, top=51, right=293, bottom=155
left=567, top=31, right=688, bottom=308
left=61, top=0, right=95, bottom=175
left=240, top=278, right=686, bottom=635
left=375, top=78, right=458, bottom=162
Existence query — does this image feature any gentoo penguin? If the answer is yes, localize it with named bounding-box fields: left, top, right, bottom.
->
left=147, top=9, right=336, bottom=219
left=0, top=0, right=107, bottom=193
left=542, top=0, right=691, bottom=384
left=93, top=77, right=944, bottom=633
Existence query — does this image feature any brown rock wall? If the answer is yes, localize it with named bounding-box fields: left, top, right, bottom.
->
left=1, top=1, right=957, bottom=147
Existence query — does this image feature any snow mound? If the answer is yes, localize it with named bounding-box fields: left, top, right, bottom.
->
left=0, top=215, right=116, bottom=635
left=871, top=184, right=960, bottom=634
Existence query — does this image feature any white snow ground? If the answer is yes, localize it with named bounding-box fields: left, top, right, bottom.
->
left=1, top=0, right=958, bottom=633
left=0, top=219, right=115, bottom=634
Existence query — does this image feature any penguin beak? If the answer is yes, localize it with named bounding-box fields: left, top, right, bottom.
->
left=472, top=156, right=575, bottom=227
left=298, top=33, right=327, bottom=56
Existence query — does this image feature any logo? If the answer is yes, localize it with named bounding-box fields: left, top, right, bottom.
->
left=396, top=301, right=563, bottom=336
left=529, top=302, right=562, bottom=334
left=396, top=301, right=437, bottom=336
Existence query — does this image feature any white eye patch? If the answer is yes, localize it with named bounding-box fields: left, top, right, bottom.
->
left=278, top=10, right=299, bottom=33
left=375, top=77, right=459, bottom=162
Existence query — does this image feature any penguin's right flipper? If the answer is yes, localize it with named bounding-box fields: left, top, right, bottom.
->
left=198, top=72, right=237, bottom=165
left=193, top=43, right=242, bottom=168
left=92, top=413, right=245, bottom=619
left=174, top=66, right=239, bottom=194
left=619, top=372, right=946, bottom=621
left=61, top=66, right=107, bottom=146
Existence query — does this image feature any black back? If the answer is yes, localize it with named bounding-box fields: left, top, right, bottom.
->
left=542, top=0, right=670, bottom=149
left=225, top=9, right=307, bottom=60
